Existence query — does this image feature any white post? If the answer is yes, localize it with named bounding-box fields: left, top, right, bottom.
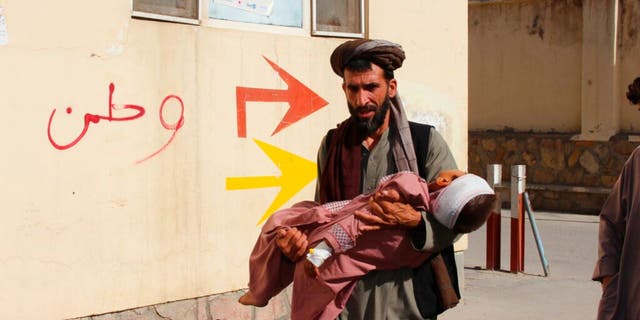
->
left=510, top=165, right=526, bottom=273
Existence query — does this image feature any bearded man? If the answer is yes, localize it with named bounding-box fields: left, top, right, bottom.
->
left=276, top=39, right=461, bottom=320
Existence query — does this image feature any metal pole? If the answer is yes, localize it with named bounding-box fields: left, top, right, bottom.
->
left=510, top=165, right=526, bottom=273
left=486, top=164, right=502, bottom=270
left=524, top=191, right=550, bottom=276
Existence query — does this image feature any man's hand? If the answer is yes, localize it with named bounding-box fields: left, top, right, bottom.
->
left=355, top=189, right=422, bottom=232
left=275, top=227, right=308, bottom=262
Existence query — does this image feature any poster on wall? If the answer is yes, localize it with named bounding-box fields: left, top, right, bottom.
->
left=0, top=6, right=8, bottom=45
left=209, top=0, right=302, bottom=28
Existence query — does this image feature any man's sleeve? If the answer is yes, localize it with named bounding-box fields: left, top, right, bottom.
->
left=411, top=127, right=459, bottom=251
left=411, top=212, right=461, bottom=252
left=592, top=149, right=637, bottom=281
left=423, top=128, right=458, bottom=182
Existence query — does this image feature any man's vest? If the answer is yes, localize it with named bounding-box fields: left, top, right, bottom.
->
left=408, top=122, right=461, bottom=319
left=325, top=121, right=461, bottom=319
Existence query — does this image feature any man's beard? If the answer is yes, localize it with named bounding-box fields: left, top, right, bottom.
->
left=349, top=97, right=391, bottom=136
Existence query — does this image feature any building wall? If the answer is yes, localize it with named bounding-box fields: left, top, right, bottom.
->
left=469, top=0, right=583, bottom=133
left=469, top=0, right=640, bottom=213
left=470, top=0, right=640, bottom=134
left=0, top=1, right=468, bottom=319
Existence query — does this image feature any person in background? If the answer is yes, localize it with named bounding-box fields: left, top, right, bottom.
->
left=593, top=76, right=640, bottom=320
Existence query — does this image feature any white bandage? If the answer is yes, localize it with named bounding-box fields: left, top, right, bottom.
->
left=306, top=241, right=333, bottom=267
left=431, top=174, right=494, bottom=229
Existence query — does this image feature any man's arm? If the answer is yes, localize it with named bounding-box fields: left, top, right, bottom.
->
left=413, top=213, right=461, bottom=251
left=414, top=127, right=459, bottom=249
left=356, top=127, right=459, bottom=248
left=314, top=134, right=328, bottom=202
left=358, top=192, right=460, bottom=251
left=356, top=190, right=422, bottom=231
left=593, top=182, right=624, bottom=290
left=423, top=128, right=457, bottom=182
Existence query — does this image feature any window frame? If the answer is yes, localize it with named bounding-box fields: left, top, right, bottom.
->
left=131, top=0, right=368, bottom=39
left=132, top=0, right=201, bottom=25
left=311, top=0, right=365, bottom=38
left=207, top=0, right=303, bottom=29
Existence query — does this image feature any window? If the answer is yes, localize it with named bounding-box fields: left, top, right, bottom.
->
left=131, top=0, right=366, bottom=38
left=132, top=0, right=199, bottom=24
left=209, top=0, right=303, bottom=28
left=312, top=0, right=364, bottom=38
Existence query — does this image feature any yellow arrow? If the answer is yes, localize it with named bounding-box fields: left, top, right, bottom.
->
left=225, top=139, right=317, bottom=225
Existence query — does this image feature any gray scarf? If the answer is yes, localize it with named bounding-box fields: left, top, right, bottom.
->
left=389, top=94, right=420, bottom=175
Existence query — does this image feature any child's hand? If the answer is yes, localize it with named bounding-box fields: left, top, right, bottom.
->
left=303, top=259, right=320, bottom=278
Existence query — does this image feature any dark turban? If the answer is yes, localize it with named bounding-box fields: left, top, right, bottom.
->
left=330, top=39, right=406, bottom=77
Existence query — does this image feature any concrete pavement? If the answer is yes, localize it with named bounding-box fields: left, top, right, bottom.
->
left=73, top=210, right=603, bottom=320
left=442, top=210, right=602, bottom=320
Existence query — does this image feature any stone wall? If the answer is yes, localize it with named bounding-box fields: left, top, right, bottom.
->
left=469, top=131, right=640, bottom=213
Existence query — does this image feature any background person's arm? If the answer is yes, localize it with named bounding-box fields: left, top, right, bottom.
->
left=592, top=150, right=638, bottom=287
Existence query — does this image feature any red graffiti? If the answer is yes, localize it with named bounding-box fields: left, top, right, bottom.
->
left=47, top=83, right=145, bottom=150
left=134, top=94, right=184, bottom=164
left=47, top=83, right=184, bottom=164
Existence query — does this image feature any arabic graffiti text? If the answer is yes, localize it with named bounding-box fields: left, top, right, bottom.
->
left=46, top=82, right=184, bottom=164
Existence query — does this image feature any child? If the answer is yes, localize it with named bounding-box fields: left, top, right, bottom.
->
left=239, top=170, right=496, bottom=320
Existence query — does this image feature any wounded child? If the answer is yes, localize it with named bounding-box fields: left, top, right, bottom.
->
left=240, top=170, right=496, bottom=320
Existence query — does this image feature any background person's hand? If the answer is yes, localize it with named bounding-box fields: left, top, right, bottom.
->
left=601, top=275, right=613, bottom=290
left=355, top=189, right=422, bottom=231
left=275, top=227, right=308, bottom=262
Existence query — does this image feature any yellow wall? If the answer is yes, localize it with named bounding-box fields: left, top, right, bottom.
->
left=469, top=0, right=582, bottom=132
left=470, top=0, right=640, bottom=137
left=0, top=1, right=468, bottom=319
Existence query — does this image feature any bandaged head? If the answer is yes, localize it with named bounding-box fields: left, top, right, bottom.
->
left=431, top=174, right=495, bottom=229
left=330, top=39, right=406, bottom=77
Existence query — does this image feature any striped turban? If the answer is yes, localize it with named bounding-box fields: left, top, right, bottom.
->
left=330, top=39, right=406, bottom=77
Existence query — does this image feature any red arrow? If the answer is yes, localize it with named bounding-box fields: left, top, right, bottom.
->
left=236, top=56, right=329, bottom=137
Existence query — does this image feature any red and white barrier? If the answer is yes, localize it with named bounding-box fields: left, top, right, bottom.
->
left=485, top=164, right=502, bottom=270
left=510, top=165, right=526, bottom=273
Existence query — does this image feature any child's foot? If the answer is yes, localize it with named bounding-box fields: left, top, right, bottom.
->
left=238, top=291, right=268, bottom=307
